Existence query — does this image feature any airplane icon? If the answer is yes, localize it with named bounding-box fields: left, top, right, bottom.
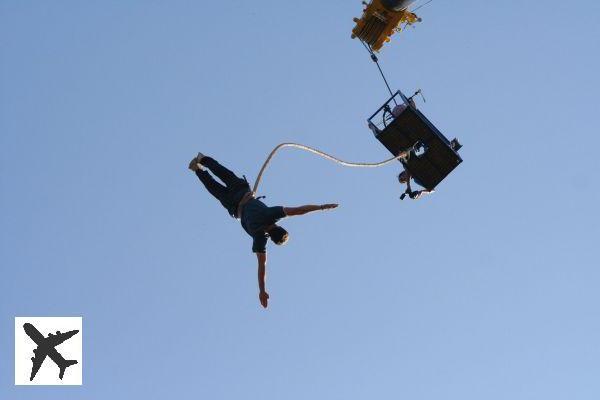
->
left=23, top=322, right=79, bottom=381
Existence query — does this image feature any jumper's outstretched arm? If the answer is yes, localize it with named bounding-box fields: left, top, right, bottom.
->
left=283, top=204, right=338, bottom=217
left=256, top=252, right=269, bottom=308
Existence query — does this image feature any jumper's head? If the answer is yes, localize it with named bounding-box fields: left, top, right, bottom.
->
left=268, top=225, right=289, bottom=246
left=398, top=170, right=410, bottom=184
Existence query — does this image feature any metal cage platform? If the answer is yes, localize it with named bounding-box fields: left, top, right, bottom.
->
left=368, top=91, right=463, bottom=190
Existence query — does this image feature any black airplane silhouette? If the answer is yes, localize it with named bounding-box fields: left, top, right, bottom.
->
left=23, top=323, right=79, bottom=381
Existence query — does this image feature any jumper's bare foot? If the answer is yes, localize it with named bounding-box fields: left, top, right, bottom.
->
left=320, top=204, right=339, bottom=210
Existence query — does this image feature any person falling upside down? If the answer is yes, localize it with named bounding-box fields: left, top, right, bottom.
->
left=188, top=153, right=338, bottom=309
left=398, top=168, right=434, bottom=200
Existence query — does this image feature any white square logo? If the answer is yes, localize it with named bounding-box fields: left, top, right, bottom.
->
left=14, top=317, right=83, bottom=385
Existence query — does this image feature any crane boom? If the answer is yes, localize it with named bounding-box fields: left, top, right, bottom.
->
left=351, top=0, right=421, bottom=52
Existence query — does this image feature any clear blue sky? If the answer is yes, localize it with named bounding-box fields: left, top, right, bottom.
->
left=1, top=1, right=599, bottom=398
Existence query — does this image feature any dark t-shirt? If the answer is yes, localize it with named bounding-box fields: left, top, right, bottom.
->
left=240, top=198, right=286, bottom=253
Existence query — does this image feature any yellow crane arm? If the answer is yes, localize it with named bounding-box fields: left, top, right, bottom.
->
left=351, top=0, right=421, bottom=52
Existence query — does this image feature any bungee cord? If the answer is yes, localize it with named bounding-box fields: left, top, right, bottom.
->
left=251, top=142, right=419, bottom=196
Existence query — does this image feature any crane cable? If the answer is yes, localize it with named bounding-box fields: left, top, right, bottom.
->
left=360, top=0, right=436, bottom=95
left=360, top=40, right=396, bottom=102
left=251, top=142, right=419, bottom=196
left=413, top=0, right=435, bottom=13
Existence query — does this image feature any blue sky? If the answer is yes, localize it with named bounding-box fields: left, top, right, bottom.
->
left=1, top=1, right=599, bottom=399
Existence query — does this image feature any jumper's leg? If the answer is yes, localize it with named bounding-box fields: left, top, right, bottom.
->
left=200, top=156, right=247, bottom=188
left=195, top=170, right=228, bottom=205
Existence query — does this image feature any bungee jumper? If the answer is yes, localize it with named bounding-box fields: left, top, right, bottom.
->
left=188, top=153, right=338, bottom=309
left=188, top=145, right=420, bottom=308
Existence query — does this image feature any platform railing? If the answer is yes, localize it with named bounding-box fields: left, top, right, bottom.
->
left=367, top=90, right=410, bottom=129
